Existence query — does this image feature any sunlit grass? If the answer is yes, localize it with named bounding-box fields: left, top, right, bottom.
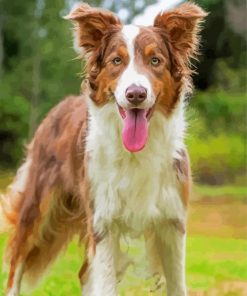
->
left=187, top=237, right=247, bottom=291
left=193, top=184, right=247, bottom=199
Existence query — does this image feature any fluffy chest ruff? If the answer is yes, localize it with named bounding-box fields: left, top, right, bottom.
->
left=86, top=101, right=187, bottom=235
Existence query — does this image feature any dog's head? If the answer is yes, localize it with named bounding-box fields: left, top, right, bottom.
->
left=66, top=3, right=207, bottom=152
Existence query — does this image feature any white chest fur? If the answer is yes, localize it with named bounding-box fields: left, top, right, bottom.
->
left=86, top=101, right=187, bottom=235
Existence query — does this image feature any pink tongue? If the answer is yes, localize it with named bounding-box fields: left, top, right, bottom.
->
left=122, top=109, right=148, bottom=152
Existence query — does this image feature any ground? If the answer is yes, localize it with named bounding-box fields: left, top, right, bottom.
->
left=0, top=172, right=246, bottom=295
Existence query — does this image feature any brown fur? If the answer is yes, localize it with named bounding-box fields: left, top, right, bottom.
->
left=2, top=96, right=91, bottom=291
left=134, top=27, right=183, bottom=115
left=174, top=149, right=191, bottom=206
left=65, top=4, right=121, bottom=53
left=66, top=4, right=122, bottom=105
left=154, top=3, right=208, bottom=76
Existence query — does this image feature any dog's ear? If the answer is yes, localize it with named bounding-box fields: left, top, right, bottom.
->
left=154, top=3, right=207, bottom=60
left=65, top=4, right=121, bottom=55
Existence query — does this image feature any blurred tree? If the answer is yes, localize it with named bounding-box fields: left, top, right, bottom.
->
left=0, top=0, right=80, bottom=166
left=194, top=0, right=246, bottom=91
left=0, top=95, right=29, bottom=167
left=0, top=0, right=36, bottom=166
left=76, top=0, right=156, bottom=23
left=0, top=12, right=3, bottom=78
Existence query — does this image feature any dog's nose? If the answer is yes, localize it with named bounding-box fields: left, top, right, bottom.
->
left=125, top=84, right=147, bottom=105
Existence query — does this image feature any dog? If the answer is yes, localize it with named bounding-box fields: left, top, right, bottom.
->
left=0, top=2, right=207, bottom=295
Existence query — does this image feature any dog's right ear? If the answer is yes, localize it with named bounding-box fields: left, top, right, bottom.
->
left=65, top=4, right=121, bottom=55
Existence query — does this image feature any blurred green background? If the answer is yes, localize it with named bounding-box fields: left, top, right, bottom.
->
left=0, top=0, right=246, bottom=295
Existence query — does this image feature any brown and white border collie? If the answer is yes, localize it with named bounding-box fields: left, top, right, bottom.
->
left=0, top=2, right=207, bottom=296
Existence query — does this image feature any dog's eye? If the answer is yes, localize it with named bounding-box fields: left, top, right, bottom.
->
left=112, top=57, right=122, bottom=65
left=151, top=57, right=160, bottom=66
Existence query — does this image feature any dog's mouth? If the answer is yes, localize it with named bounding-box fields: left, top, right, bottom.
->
left=118, top=105, right=155, bottom=153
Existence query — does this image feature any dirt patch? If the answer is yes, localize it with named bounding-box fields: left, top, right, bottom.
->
left=189, top=280, right=247, bottom=296
left=188, top=196, right=247, bottom=239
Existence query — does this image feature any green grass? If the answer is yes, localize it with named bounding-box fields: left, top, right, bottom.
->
left=194, top=185, right=247, bottom=199
left=187, top=237, right=247, bottom=291
left=0, top=235, right=246, bottom=295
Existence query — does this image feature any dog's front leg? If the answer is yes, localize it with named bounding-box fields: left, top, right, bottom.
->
left=83, top=231, right=117, bottom=296
left=155, top=220, right=187, bottom=296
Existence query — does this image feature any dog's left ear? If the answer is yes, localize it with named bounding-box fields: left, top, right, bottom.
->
left=65, top=4, right=121, bottom=55
left=154, top=3, right=208, bottom=60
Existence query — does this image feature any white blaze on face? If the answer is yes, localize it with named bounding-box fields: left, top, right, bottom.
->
left=114, top=25, right=155, bottom=109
